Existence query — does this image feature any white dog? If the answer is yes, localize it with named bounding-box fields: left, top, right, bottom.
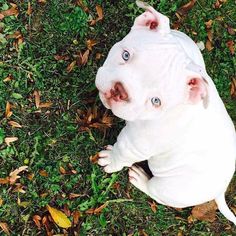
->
left=95, top=1, right=236, bottom=225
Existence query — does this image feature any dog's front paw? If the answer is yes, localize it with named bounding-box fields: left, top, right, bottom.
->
left=97, top=145, right=123, bottom=173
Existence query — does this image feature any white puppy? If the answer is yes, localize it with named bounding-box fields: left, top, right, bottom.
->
left=95, top=1, right=236, bottom=225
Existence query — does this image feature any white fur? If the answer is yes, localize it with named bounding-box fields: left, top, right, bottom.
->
left=95, top=1, right=236, bottom=225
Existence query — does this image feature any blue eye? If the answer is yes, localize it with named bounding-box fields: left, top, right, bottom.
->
left=122, top=50, right=130, bottom=61
left=151, top=97, right=161, bottom=107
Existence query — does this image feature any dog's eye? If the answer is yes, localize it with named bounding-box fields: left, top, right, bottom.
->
left=122, top=50, right=130, bottom=61
left=151, top=97, right=161, bottom=107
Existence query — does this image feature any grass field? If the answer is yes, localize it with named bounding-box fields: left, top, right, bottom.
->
left=0, top=0, right=236, bottom=235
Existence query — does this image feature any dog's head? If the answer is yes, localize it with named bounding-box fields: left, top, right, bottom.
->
left=96, top=1, right=208, bottom=121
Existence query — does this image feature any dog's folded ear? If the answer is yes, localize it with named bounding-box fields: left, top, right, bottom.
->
left=185, top=62, right=210, bottom=109
left=132, top=1, right=170, bottom=35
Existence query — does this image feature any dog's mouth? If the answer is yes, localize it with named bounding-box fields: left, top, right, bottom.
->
left=104, top=82, right=129, bottom=103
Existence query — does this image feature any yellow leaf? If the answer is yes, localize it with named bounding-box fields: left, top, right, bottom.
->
left=5, top=137, right=18, bottom=146
left=47, top=205, right=72, bottom=228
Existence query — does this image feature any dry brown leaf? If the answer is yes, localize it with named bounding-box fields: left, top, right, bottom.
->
left=230, top=78, right=236, bottom=98
left=8, top=120, right=22, bottom=128
left=93, top=202, right=108, bottom=214
left=177, top=0, right=197, bottom=16
left=226, top=40, right=235, bottom=55
left=90, top=153, right=99, bottom=164
left=9, top=166, right=28, bottom=185
left=207, top=30, right=213, bottom=42
left=59, top=166, right=66, bottom=174
left=227, top=26, right=236, bottom=36
left=148, top=200, right=157, bottom=213
left=139, top=229, right=148, bottom=236
left=0, top=3, right=19, bottom=18
left=38, top=0, right=47, bottom=3
left=69, top=193, right=83, bottom=199
left=0, top=198, right=3, bottom=206
left=206, top=39, right=214, bottom=51
left=5, top=137, right=18, bottom=146
left=90, top=5, right=103, bottom=25
left=76, top=0, right=89, bottom=12
left=33, top=215, right=42, bottom=229
left=191, top=200, right=218, bottom=222
left=95, top=53, right=102, bottom=60
left=5, top=101, right=13, bottom=118
left=27, top=173, right=35, bottom=181
left=214, top=0, right=227, bottom=8
left=0, top=177, right=10, bottom=184
left=67, top=60, right=76, bottom=73
left=12, top=183, right=26, bottom=193
left=27, top=2, right=33, bottom=15
left=96, top=5, right=103, bottom=21
left=86, top=39, right=97, bottom=51
left=72, top=210, right=81, bottom=225
left=33, top=90, right=40, bottom=108
left=3, top=74, right=14, bottom=82
left=54, top=55, right=70, bottom=61
left=81, top=50, right=90, bottom=65
left=0, top=222, right=10, bottom=236
left=39, top=102, right=53, bottom=108
left=205, top=19, right=213, bottom=29
left=39, top=170, right=49, bottom=177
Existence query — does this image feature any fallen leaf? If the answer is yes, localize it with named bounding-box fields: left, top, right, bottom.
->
left=214, top=0, right=227, bottom=8
left=206, top=39, right=214, bottom=51
left=72, top=210, right=80, bottom=225
left=47, top=205, right=72, bottom=228
left=3, top=74, right=14, bottom=82
left=63, top=204, right=71, bottom=217
left=38, top=102, right=53, bottom=108
left=42, top=216, right=52, bottom=235
left=207, top=30, right=213, bottom=42
left=96, top=5, right=103, bottom=21
left=90, top=153, right=99, bottom=164
left=33, top=90, right=40, bottom=108
left=33, top=215, right=42, bottom=229
left=95, top=53, right=102, bottom=60
left=69, top=193, right=83, bottom=199
left=205, top=19, right=213, bottom=29
left=0, top=198, right=3, bottom=206
left=90, top=5, right=104, bottom=25
left=76, top=0, right=89, bottom=12
left=191, top=200, right=218, bottom=222
left=8, top=120, right=22, bottom=128
left=177, top=0, right=197, bottom=16
left=39, top=170, right=48, bottom=177
left=0, top=3, right=19, bottom=18
left=226, top=40, right=235, bottom=55
left=148, top=200, right=157, bottom=213
left=5, top=137, right=18, bottom=146
left=230, top=78, right=236, bottom=98
left=27, top=2, right=33, bottom=15
left=0, top=222, right=10, bottom=235
left=67, top=60, right=76, bottom=73
left=59, top=166, right=66, bottom=174
left=5, top=101, right=13, bottom=118
left=86, top=203, right=108, bottom=215
left=86, top=39, right=97, bottom=51
left=0, top=177, right=9, bottom=184
left=139, top=229, right=148, bottom=236
left=27, top=173, right=35, bottom=180
left=9, top=166, right=28, bottom=184
left=54, top=55, right=70, bottom=61
left=227, top=26, right=236, bottom=35
left=38, top=0, right=47, bottom=3
left=80, top=50, right=90, bottom=65
left=231, top=205, right=236, bottom=214
left=12, top=183, right=26, bottom=193
left=17, top=198, right=30, bottom=208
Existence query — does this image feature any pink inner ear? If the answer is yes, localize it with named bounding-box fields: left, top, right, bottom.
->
left=188, top=78, right=207, bottom=104
left=135, top=11, right=158, bottom=30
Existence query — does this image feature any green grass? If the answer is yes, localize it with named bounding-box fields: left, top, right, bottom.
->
left=0, top=0, right=235, bottom=235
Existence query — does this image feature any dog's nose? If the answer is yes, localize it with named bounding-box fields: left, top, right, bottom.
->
left=110, top=82, right=129, bottom=101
